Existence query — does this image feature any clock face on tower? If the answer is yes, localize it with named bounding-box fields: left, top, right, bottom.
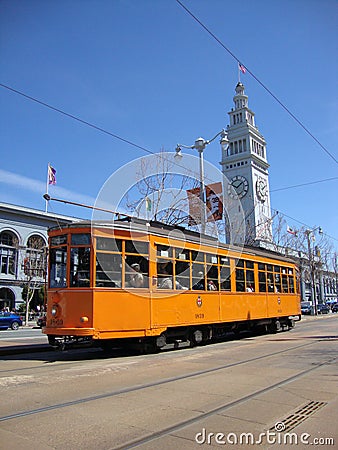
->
left=256, top=178, right=268, bottom=202
left=228, top=175, right=249, bottom=199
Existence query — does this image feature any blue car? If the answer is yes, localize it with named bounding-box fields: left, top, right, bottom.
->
left=317, top=304, right=330, bottom=314
left=0, top=312, right=23, bottom=330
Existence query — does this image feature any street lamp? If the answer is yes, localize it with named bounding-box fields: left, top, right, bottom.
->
left=305, top=226, right=323, bottom=315
left=175, top=130, right=228, bottom=235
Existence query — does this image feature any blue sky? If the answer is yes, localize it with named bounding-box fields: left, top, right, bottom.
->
left=1, top=0, right=337, bottom=247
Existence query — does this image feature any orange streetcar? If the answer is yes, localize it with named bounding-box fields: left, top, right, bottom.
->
left=43, top=218, right=301, bottom=351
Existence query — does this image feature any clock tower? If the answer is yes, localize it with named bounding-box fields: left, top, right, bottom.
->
left=220, top=82, right=272, bottom=245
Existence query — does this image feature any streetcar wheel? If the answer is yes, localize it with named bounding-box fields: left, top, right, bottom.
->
left=139, top=338, right=160, bottom=354
left=268, top=320, right=280, bottom=334
left=189, top=329, right=203, bottom=347
left=288, top=319, right=295, bottom=330
left=48, top=335, right=56, bottom=346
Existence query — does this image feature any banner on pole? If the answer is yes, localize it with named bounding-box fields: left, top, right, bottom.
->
left=187, top=182, right=223, bottom=225
left=206, top=182, right=223, bottom=222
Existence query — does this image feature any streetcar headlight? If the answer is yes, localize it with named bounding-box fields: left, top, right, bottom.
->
left=51, top=305, right=58, bottom=317
left=80, top=316, right=89, bottom=323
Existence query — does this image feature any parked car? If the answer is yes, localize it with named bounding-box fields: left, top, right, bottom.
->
left=331, top=303, right=338, bottom=313
left=317, top=303, right=330, bottom=314
left=301, top=302, right=312, bottom=315
left=36, top=313, right=47, bottom=328
left=0, top=312, right=23, bottom=330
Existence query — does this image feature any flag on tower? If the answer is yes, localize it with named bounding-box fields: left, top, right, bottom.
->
left=48, top=164, right=57, bottom=185
left=238, top=63, right=246, bottom=74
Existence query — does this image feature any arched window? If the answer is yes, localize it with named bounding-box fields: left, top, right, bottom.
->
left=0, top=231, right=18, bottom=276
left=0, top=287, right=15, bottom=311
left=27, top=235, right=45, bottom=251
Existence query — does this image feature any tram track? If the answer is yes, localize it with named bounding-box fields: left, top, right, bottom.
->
left=113, top=356, right=337, bottom=450
left=0, top=339, right=323, bottom=423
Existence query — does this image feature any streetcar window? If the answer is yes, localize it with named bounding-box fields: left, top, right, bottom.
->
left=157, top=245, right=172, bottom=257
left=274, top=273, right=281, bottom=293
left=71, top=234, right=91, bottom=246
left=175, top=260, right=190, bottom=290
left=282, top=275, right=289, bottom=293
left=236, top=259, right=245, bottom=268
left=206, top=254, right=218, bottom=264
left=192, top=264, right=206, bottom=290
left=125, top=240, right=149, bottom=255
left=246, top=261, right=254, bottom=269
left=220, top=257, right=231, bottom=291
left=289, top=276, right=295, bottom=293
left=207, top=264, right=219, bottom=291
left=191, top=251, right=205, bottom=262
left=96, top=253, right=122, bottom=288
left=220, top=264, right=231, bottom=291
left=176, top=248, right=189, bottom=260
left=258, top=271, right=267, bottom=292
left=220, top=257, right=229, bottom=264
left=236, top=268, right=245, bottom=292
left=258, top=263, right=265, bottom=271
left=246, top=269, right=255, bottom=292
left=49, top=247, right=67, bottom=288
left=96, top=237, right=122, bottom=252
left=125, top=240, right=149, bottom=289
left=157, top=260, right=173, bottom=289
left=70, top=247, right=90, bottom=287
left=50, top=235, right=67, bottom=246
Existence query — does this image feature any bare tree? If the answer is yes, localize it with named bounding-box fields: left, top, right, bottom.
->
left=123, top=149, right=199, bottom=226
left=21, top=236, right=47, bottom=325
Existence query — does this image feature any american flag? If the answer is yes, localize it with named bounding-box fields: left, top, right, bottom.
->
left=238, top=63, right=246, bottom=74
left=48, top=164, right=57, bottom=185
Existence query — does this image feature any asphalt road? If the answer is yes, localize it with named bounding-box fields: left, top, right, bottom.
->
left=0, top=316, right=337, bottom=449
left=0, top=326, right=48, bottom=355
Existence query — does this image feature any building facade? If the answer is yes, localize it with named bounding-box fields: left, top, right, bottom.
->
left=0, top=202, right=79, bottom=310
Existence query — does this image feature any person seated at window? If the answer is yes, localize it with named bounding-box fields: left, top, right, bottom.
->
left=129, top=263, right=144, bottom=288
left=157, top=263, right=173, bottom=289
left=157, top=263, right=187, bottom=290
left=246, top=284, right=254, bottom=292
left=208, top=280, right=217, bottom=291
left=175, top=279, right=188, bottom=290
left=159, top=274, right=173, bottom=289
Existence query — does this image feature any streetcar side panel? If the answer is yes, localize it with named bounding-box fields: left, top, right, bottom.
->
left=93, top=290, right=151, bottom=338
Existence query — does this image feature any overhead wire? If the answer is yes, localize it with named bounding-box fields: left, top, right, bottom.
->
left=270, top=176, right=338, bottom=193
left=1, top=82, right=335, bottom=195
left=175, top=0, right=338, bottom=166
left=1, top=81, right=337, bottom=243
